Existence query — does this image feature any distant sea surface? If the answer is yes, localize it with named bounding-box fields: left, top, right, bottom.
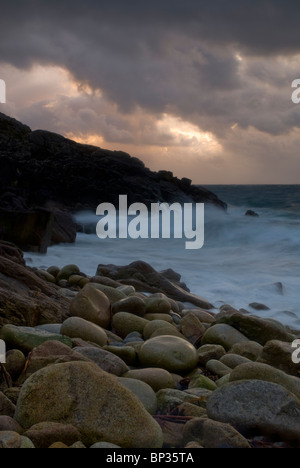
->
left=25, top=185, right=300, bottom=330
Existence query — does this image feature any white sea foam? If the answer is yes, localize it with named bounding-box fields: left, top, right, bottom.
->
left=25, top=203, right=300, bottom=330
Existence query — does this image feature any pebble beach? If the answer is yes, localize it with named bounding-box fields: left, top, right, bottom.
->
left=0, top=244, right=299, bottom=449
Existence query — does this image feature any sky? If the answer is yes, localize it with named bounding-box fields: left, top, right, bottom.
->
left=1, top=0, right=300, bottom=184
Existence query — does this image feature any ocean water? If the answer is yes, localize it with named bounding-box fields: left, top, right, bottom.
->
left=25, top=185, right=300, bottom=330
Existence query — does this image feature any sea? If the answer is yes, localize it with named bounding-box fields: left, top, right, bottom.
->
left=25, top=185, right=300, bottom=331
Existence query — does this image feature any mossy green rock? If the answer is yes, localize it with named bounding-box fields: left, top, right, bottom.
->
left=14, top=361, right=163, bottom=448
left=112, top=312, right=149, bottom=339
left=139, top=335, right=198, bottom=373
left=56, top=265, right=80, bottom=283
left=189, top=374, right=217, bottom=391
left=0, top=325, right=72, bottom=354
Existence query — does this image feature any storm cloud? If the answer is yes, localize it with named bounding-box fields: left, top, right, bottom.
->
left=1, top=1, right=300, bottom=183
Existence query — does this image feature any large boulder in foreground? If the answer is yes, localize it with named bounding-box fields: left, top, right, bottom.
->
left=14, top=361, right=163, bottom=448
left=207, top=380, right=300, bottom=442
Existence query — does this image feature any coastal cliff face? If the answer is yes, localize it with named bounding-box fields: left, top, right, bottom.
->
left=0, top=112, right=227, bottom=212
left=0, top=112, right=226, bottom=252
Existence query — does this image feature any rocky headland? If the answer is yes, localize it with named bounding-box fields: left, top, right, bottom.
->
left=0, top=112, right=226, bottom=253
left=0, top=242, right=299, bottom=449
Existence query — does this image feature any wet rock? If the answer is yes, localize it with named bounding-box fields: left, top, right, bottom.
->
left=183, top=418, right=251, bottom=449
left=60, top=317, right=108, bottom=347
left=201, top=324, right=249, bottom=351
left=139, top=335, right=198, bottom=374
left=207, top=380, right=300, bottom=442
left=14, top=361, right=163, bottom=448
left=69, top=284, right=111, bottom=329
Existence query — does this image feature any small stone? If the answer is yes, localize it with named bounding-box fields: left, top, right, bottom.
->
left=143, top=320, right=177, bottom=340
left=201, top=324, right=249, bottom=351
left=112, top=312, right=149, bottom=339
left=139, top=335, right=198, bottom=374
left=116, top=285, right=136, bottom=296
left=206, top=360, right=232, bottom=377
left=197, top=344, right=226, bottom=366
left=74, top=347, right=129, bottom=376
left=56, top=264, right=80, bottom=283
left=4, top=349, right=26, bottom=380
left=249, top=302, right=270, bottom=311
left=181, top=309, right=215, bottom=324
left=103, top=346, right=136, bottom=366
left=156, top=389, right=208, bottom=414
left=229, top=341, right=263, bottom=361
left=69, top=441, right=86, bottom=448
left=220, top=354, right=251, bottom=369
left=70, top=284, right=111, bottom=329
left=90, top=442, right=121, bottom=448
left=0, top=431, right=22, bottom=448
left=0, top=392, right=16, bottom=417
left=189, top=374, right=217, bottom=391
left=0, top=415, right=22, bottom=433
left=144, top=297, right=171, bottom=315
left=123, top=368, right=175, bottom=392
left=143, top=314, right=174, bottom=323
left=36, top=270, right=56, bottom=283
left=180, top=314, right=206, bottom=344
left=117, top=377, right=157, bottom=414
left=61, top=317, right=108, bottom=347
left=49, top=442, right=68, bottom=448
left=88, top=283, right=126, bottom=304
left=23, top=422, right=81, bottom=449
left=112, top=296, right=146, bottom=317
left=183, top=418, right=251, bottom=449
left=47, top=266, right=60, bottom=278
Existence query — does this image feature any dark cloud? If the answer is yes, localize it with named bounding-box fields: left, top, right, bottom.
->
left=1, top=1, right=300, bottom=183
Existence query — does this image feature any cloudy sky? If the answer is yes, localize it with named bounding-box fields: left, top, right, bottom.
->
left=1, top=0, right=300, bottom=183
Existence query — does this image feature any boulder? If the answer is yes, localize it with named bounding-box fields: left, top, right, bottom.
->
left=139, top=335, right=198, bottom=374
left=183, top=418, right=251, bottom=449
left=0, top=325, right=72, bottom=354
left=123, top=368, right=175, bottom=392
left=74, top=347, right=129, bottom=376
left=14, top=361, right=163, bottom=448
left=197, top=344, right=226, bottom=366
left=69, top=284, right=111, bottom=329
left=258, top=340, right=300, bottom=376
left=60, top=317, right=108, bottom=347
left=217, top=313, right=295, bottom=345
left=112, top=312, right=148, bottom=338
left=229, top=362, right=300, bottom=400
left=112, top=296, right=146, bottom=317
left=201, top=324, right=249, bottom=351
left=207, top=380, right=300, bottom=442
left=96, top=261, right=214, bottom=309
